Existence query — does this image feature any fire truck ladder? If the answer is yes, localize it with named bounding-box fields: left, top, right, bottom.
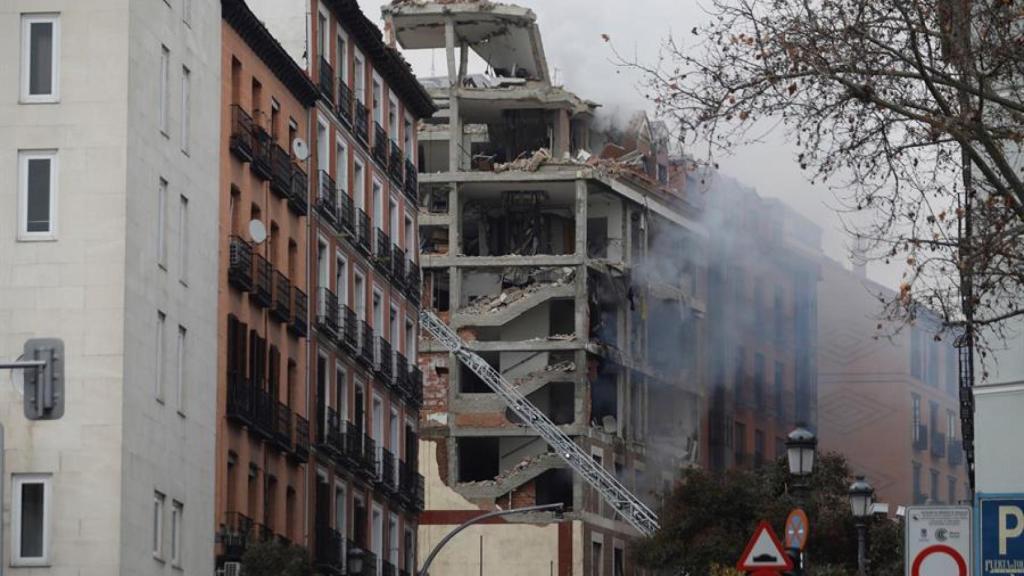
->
left=419, top=310, right=661, bottom=537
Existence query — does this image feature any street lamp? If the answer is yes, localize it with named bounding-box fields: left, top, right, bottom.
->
left=849, top=476, right=875, bottom=576
left=347, top=545, right=365, bottom=575
left=786, top=426, right=818, bottom=478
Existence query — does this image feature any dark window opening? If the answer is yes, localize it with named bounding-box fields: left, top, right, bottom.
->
left=535, top=468, right=574, bottom=510
left=591, top=360, right=619, bottom=428
left=460, top=352, right=499, bottom=393
left=457, top=437, right=500, bottom=482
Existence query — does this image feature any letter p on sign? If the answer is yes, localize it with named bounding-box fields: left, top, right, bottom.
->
left=999, top=506, right=1024, bottom=555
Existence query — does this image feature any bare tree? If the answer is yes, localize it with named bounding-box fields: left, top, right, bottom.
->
left=619, top=0, right=1024, bottom=363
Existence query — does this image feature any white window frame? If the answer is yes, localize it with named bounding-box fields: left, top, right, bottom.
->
left=337, top=30, right=349, bottom=85
left=160, top=45, right=170, bottom=136
left=176, top=325, right=187, bottom=415
left=388, top=511, right=400, bottom=568
left=17, top=150, right=58, bottom=241
left=334, top=481, right=347, bottom=536
left=354, top=270, right=366, bottom=320
left=171, top=500, right=183, bottom=566
left=388, top=91, right=399, bottom=143
left=178, top=194, right=189, bottom=284
left=317, top=116, right=330, bottom=174
left=372, top=178, right=384, bottom=230
left=337, top=139, right=349, bottom=195
left=157, top=178, right=168, bottom=267
left=180, top=66, right=191, bottom=154
left=155, top=311, right=166, bottom=402
left=404, top=113, right=415, bottom=158
left=353, top=158, right=366, bottom=210
left=335, top=362, right=348, bottom=421
left=406, top=316, right=416, bottom=358
left=11, top=473, right=52, bottom=566
left=372, top=503, right=384, bottom=575
left=336, top=251, right=349, bottom=305
left=389, top=197, right=399, bottom=241
left=372, top=75, right=384, bottom=125
left=354, top=50, right=366, bottom=103
left=20, top=13, right=60, bottom=103
left=404, top=216, right=414, bottom=257
left=153, top=491, right=166, bottom=560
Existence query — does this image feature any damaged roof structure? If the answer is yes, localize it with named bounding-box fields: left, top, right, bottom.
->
left=384, top=2, right=706, bottom=575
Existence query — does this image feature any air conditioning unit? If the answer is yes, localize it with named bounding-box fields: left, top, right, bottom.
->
left=223, top=561, right=243, bottom=576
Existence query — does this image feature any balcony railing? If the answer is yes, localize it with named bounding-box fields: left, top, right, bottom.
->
left=373, top=123, right=389, bottom=166
left=363, top=434, right=378, bottom=476
left=377, top=337, right=392, bottom=381
left=337, top=81, right=354, bottom=126
left=271, top=270, right=291, bottom=323
left=290, top=287, right=308, bottom=338
left=392, top=248, right=406, bottom=289
left=293, top=413, right=310, bottom=462
left=270, top=143, right=292, bottom=198
left=355, top=101, right=369, bottom=144
left=931, top=431, right=947, bottom=458
left=315, top=401, right=337, bottom=452
left=389, top=142, right=404, bottom=183
left=408, top=366, right=423, bottom=407
left=252, top=126, right=273, bottom=180
left=219, top=511, right=253, bottom=560
left=226, top=372, right=255, bottom=426
left=360, top=321, right=375, bottom=365
left=229, top=105, right=256, bottom=162
left=314, top=523, right=343, bottom=567
left=399, top=462, right=425, bottom=512
left=375, top=229, right=392, bottom=274
left=379, top=447, right=397, bottom=492
left=318, top=56, right=335, bottom=103
left=344, top=422, right=364, bottom=465
left=253, top=386, right=275, bottom=440
left=355, top=208, right=372, bottom=253
left=338, top=192, right=354, bottom=236
left=383, top=560, right=397, bottom=576
left=913, top=424, right=929, bottom=451
left=342, top=306, right=359, bottom=350
left=228, top=236, right=254, bottom=292
left=395, top=353, right=409, bottom=396
left=405, top=262, right=421, bottom=303
left=317, top=171, right=338, bottom=226
left=274, top=401, right=292, bottom=451
left=289, top=165, right=309, bottom=216
left=403, top=159, right=417, bottom=203
left=317, top=288, right=341, bottom=337
left=949, top=438, right=964, bottom=466
left=252, top=253, right=273, bottom=308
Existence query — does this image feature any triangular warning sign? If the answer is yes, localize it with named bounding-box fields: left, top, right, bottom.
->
left=737, top=521, right=794, bottom=572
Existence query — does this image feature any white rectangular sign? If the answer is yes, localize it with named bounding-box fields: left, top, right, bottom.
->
left=905, top=505, right=972, bottom=576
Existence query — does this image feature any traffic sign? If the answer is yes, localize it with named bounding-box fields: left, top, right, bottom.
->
left=905, top=505, right=971, bottom=576
left=737, top=521, right=794, bottom=573
left=978, top=494, right=1024, bottom=576
left=785, top=508, right=809, bottom=551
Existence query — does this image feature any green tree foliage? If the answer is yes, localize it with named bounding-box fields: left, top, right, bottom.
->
left=240, top=539, right=314, bottom=576
left=633, top=453, right=902, bottom=576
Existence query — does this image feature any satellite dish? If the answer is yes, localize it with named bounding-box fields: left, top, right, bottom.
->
left=292, top=137, right=310, bottom=161
left=249, top=220, right=267, bottom=244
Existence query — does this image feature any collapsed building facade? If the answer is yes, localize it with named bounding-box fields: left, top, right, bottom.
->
left=383, top=3, right=705, bottom=575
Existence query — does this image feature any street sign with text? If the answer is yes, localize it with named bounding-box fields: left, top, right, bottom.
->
left=978, top=494, right=1024, bottom=576
left=905, top=505, right=971, bottom=576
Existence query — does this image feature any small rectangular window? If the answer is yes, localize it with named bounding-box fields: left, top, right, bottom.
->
left=158, top=178, right=168, bottom=267
left=176, top=325, right=187, bottom=413
left=153, top=491, right=166, bottom=559
left=181, top=66, right=191, bottom=154
left=155, top=311, right=166, bottom=401
left=178, top=195, right=189, bottom=283
left=182, top=0, right=192, bottom=26
left=12, top=474, right=51, bottom=566
left=160, top=46, right=170, bottom=135
left=21, top=14, right=60, bottom=102
left=18, top=150, right=58, bottom=240
left=171, top=501, right=183, bottom=565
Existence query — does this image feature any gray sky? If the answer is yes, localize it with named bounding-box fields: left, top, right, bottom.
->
left=357, top=0, right=900, bottom=288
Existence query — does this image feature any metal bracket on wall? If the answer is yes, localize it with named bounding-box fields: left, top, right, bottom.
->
left=0, top=338, right=65, bottom=421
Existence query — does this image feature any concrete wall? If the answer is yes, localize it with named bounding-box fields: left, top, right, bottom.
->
left=974, top=382, right=1024, bottom=493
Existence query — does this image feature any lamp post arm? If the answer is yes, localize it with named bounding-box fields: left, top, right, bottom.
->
left=418, top=502, right=563, bottom=576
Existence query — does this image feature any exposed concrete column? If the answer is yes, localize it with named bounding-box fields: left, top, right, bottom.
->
left=574, top=179, right=590, bottom=433
left=448, top=181, right=462, bottom=402
left=445, top=18, right=463, bottom=173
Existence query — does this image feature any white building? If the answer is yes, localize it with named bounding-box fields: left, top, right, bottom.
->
left=0, top=1, right=219, bottom=574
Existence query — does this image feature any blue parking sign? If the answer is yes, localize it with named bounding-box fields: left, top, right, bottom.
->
left=978, top=494, right=1024, bottom=576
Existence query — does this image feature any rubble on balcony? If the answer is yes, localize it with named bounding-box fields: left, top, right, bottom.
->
left=460, top=267, right=575, bottom=315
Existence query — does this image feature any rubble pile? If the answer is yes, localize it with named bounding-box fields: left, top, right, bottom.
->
left=461, top=267, right=575, bottom=315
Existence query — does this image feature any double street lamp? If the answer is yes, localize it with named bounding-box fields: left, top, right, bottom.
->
left=848, top=476, right=875, bottom=576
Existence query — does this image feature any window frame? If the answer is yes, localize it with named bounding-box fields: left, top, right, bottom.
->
left=153, top=491, right=166, bottom=560
left=176, top=325, right=187, bottom=415
left=20, top=13, right=60, bottom=103
left=180, top=66, right=191, bottom=155
left=157, top=178, right=169, bottom=267
left=160, top=45, right=170, bottom=137
left=170, top=500, right=184, bottom=566
left=11, top=473, right=53, bottom=566
left=17, top=149, right=59, bottom=241
left=178, top=194, right=189, bottom=284
left=156, top=311, right=167, bottom=402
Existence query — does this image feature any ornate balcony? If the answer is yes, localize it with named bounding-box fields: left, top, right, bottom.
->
left=318, top=56, right=335, bottom=103
left=316, top=288, right=341, bottom=338
left=317, top=171, right=338, bottom=226
left=219, top=511, right=253, bottom=561
left=344, top=421, right=364, bottom=465
left=408, top=366, right=423, bottom=408
left=391, top=248, right=406, bottom=289
left=229, top=105, right=256, bottom=162
left=355, top=208, right=372, bottom=253
left=376, top=337, right=392, bottom=381
left=314, top=523, right=343, bottom=569
left=252, top=126, right=273, bottom=181
left=252, top=253, right=273, bottom=308
left=389, top=142, right=404, bottom=184
left=274, top=401, right=292, bottom=451
left=252, top=386, right=275, bottom=440
left=228, top=236, right=254, bottom=292
left=226, top=372, right=254, bottom=426
left=315, top=401, right=338, bottom=454
left=270, top=143, right=292, bottom=198
left=355, top=101, right=369, bottom=144
left=342, top=306, right=359, bottom=350
left=405, top=262, right=421, bottom=303
left=337, top=81, right=354, bottom=127
left=378, top=448, right=397, bottom=492
left=289, top=287, right=308, bottom=338
left=338, top=192, right=354, bottom=236
left=359, top=321, right=375, bottom=366
left=374, top=230, right=392, bottom=275
left=404, top=159, right=417, bottom=203
left=373, top=123, right=389, bottom=166
left=271, top=270, right=291, bottom=323
left=362, top=434, right=378, bottom=477
left=293, top=413, right=310, bottom=462
left=931, top=431, right=947, bottom=458
left=382, top=560, right=397, bottom=576
left=399, top=462, right=425, bottom=512
left=289, top=165, right=309, bottom=216
left=395, top=353, right=409, bottom=396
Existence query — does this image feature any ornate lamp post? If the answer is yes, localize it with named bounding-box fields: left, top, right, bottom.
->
left=785, top=426, right=817, bottom=576
left=849, top=476, right=875, bottom=576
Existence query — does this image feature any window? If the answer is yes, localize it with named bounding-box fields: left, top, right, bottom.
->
left=388, top=512, right=400, bottom=568
left=182, top=0, right=192, bottom=26
left=334, top=483, right=347, bottom=536
left=354, top=159, right=365, bottom=210
left=404, top=114, right=414, bottom=157
left=373, top=179, right=383, bottom=230
left=156, top=311, right=166, bottom=401
left=591, top=540, right=604, bottom=576
left=372, top=77, right=383, bottom=124
left=335, top=363, right=348, bottom=420
left=404, top=216, right=414, bottom=255
left=20, top=14, right=60, bottom=102
left=176, top=325, right=187, bottom=413
left=354, top=51, right=366, bottom=102
left=171, top=501, right=183, bottom=566
left=157, top=178, right=168, bottom=266
left=178, top=195, right=189, bottom=283
left=948, top=410, right=957, bottom=439
left=180, top=66, right=191, bottom=154
left=613, top=546, right=624, bottom=576
left=317, top=117, right=329, bottom=173
left=336, top=253, right=349, bottom=305
left=153, top=491, right=166, bottom=559
left=12, top=474, right=51, bottom=566
left=337, top=32, right=348, bottom=84
left=160, top=46, right=170, bottom=135
left=912, top=394, right=921, bottom=438
left=388, top=92, right=399, bottom=142
left=18, top=150, right=58, bottom=240
left=317, top=10, right=328, bottom=60
left=372, top=504, right=384, bottom=575
left=337, top=140, right=349, bottom=195
left=389, top=198, right=399, bottom=240
left=930, top=469, right=940, bottom=504
left=948, top=476, right=957, bottom=505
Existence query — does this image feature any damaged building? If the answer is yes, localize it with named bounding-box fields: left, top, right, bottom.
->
left=382, top=2, right=704, bottom=575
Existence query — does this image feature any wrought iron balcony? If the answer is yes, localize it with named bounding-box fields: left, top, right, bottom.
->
left=405, top=262, right=421, bottom=303
left=373, top=123, right=389, bottom=166
left=293, top=413, right=310, bottom=462
left=317, top=171, right=338, bottom=226
left=344, top=421, right=364, bottom=465
left=315, top=401, right=338, bottom=453
left=355, top=208, right=372, bottom=253
left=391, top=248, right=406, bottom=289
left=318, top=56, right=335, bottom=103
left=271, top=270, right=291, bottom=323
left=404, top=159, right=418, bottom=203
left=274, top=401, right=292, bottom=451
left=355, top=101, right=369, bottom=144
left=395, top=353, right=409, bottom=396
left=316, top=288, right=341, bottom=337
left=342, top=305, right=359, bottom=351
left=399, top=462, right=425, bottom=512
left=362, top=434, right=378, bottom=476
left=253, top=386, right=275, bottom=440
left=229, top=105, right=256, bottom=162
left=377, top=337, right=392, bottom=381
left=949, top=438, right=964, bottom=466
left=226, top=372, right=254, bottom=425
left=252, top=253, right=273, bottom=308
left=252, top=126, right=273, bottom=180
left=337, top=81, right=354, bottom=126
left=913, top=424, right=929, bottom=451
left=408, top=366, right=423, bottom=407
left=374, top=230, right=392, bottom=274
left=389, top=143, right=404, bottom=184
left=219, top=511, right=254, bottom=560
left=228, top=236, right=254, bottom=292
left=289, top=165, right=309, bottom=216
left=931, top=431, right=947, bottom=458
left=360, top=321, right=375, bottom=366
left=314, top=523, right=343, bottom=568
left=338, top=192, right=354, bottom=235
left=379, top=447, right=397, bottom=492
left=290, top=287, right=308, bottom=338
left=270, top=143, right=292, bottom=198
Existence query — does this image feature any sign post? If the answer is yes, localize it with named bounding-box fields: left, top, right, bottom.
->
left=977, top=494, right=1024, bottom=576
left=784, top=509, right=809, bottom=576
left=905, top=505, right=972, bottom=576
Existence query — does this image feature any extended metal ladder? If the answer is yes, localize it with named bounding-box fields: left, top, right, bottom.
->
left=419, top=310, right=661, bottom=536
